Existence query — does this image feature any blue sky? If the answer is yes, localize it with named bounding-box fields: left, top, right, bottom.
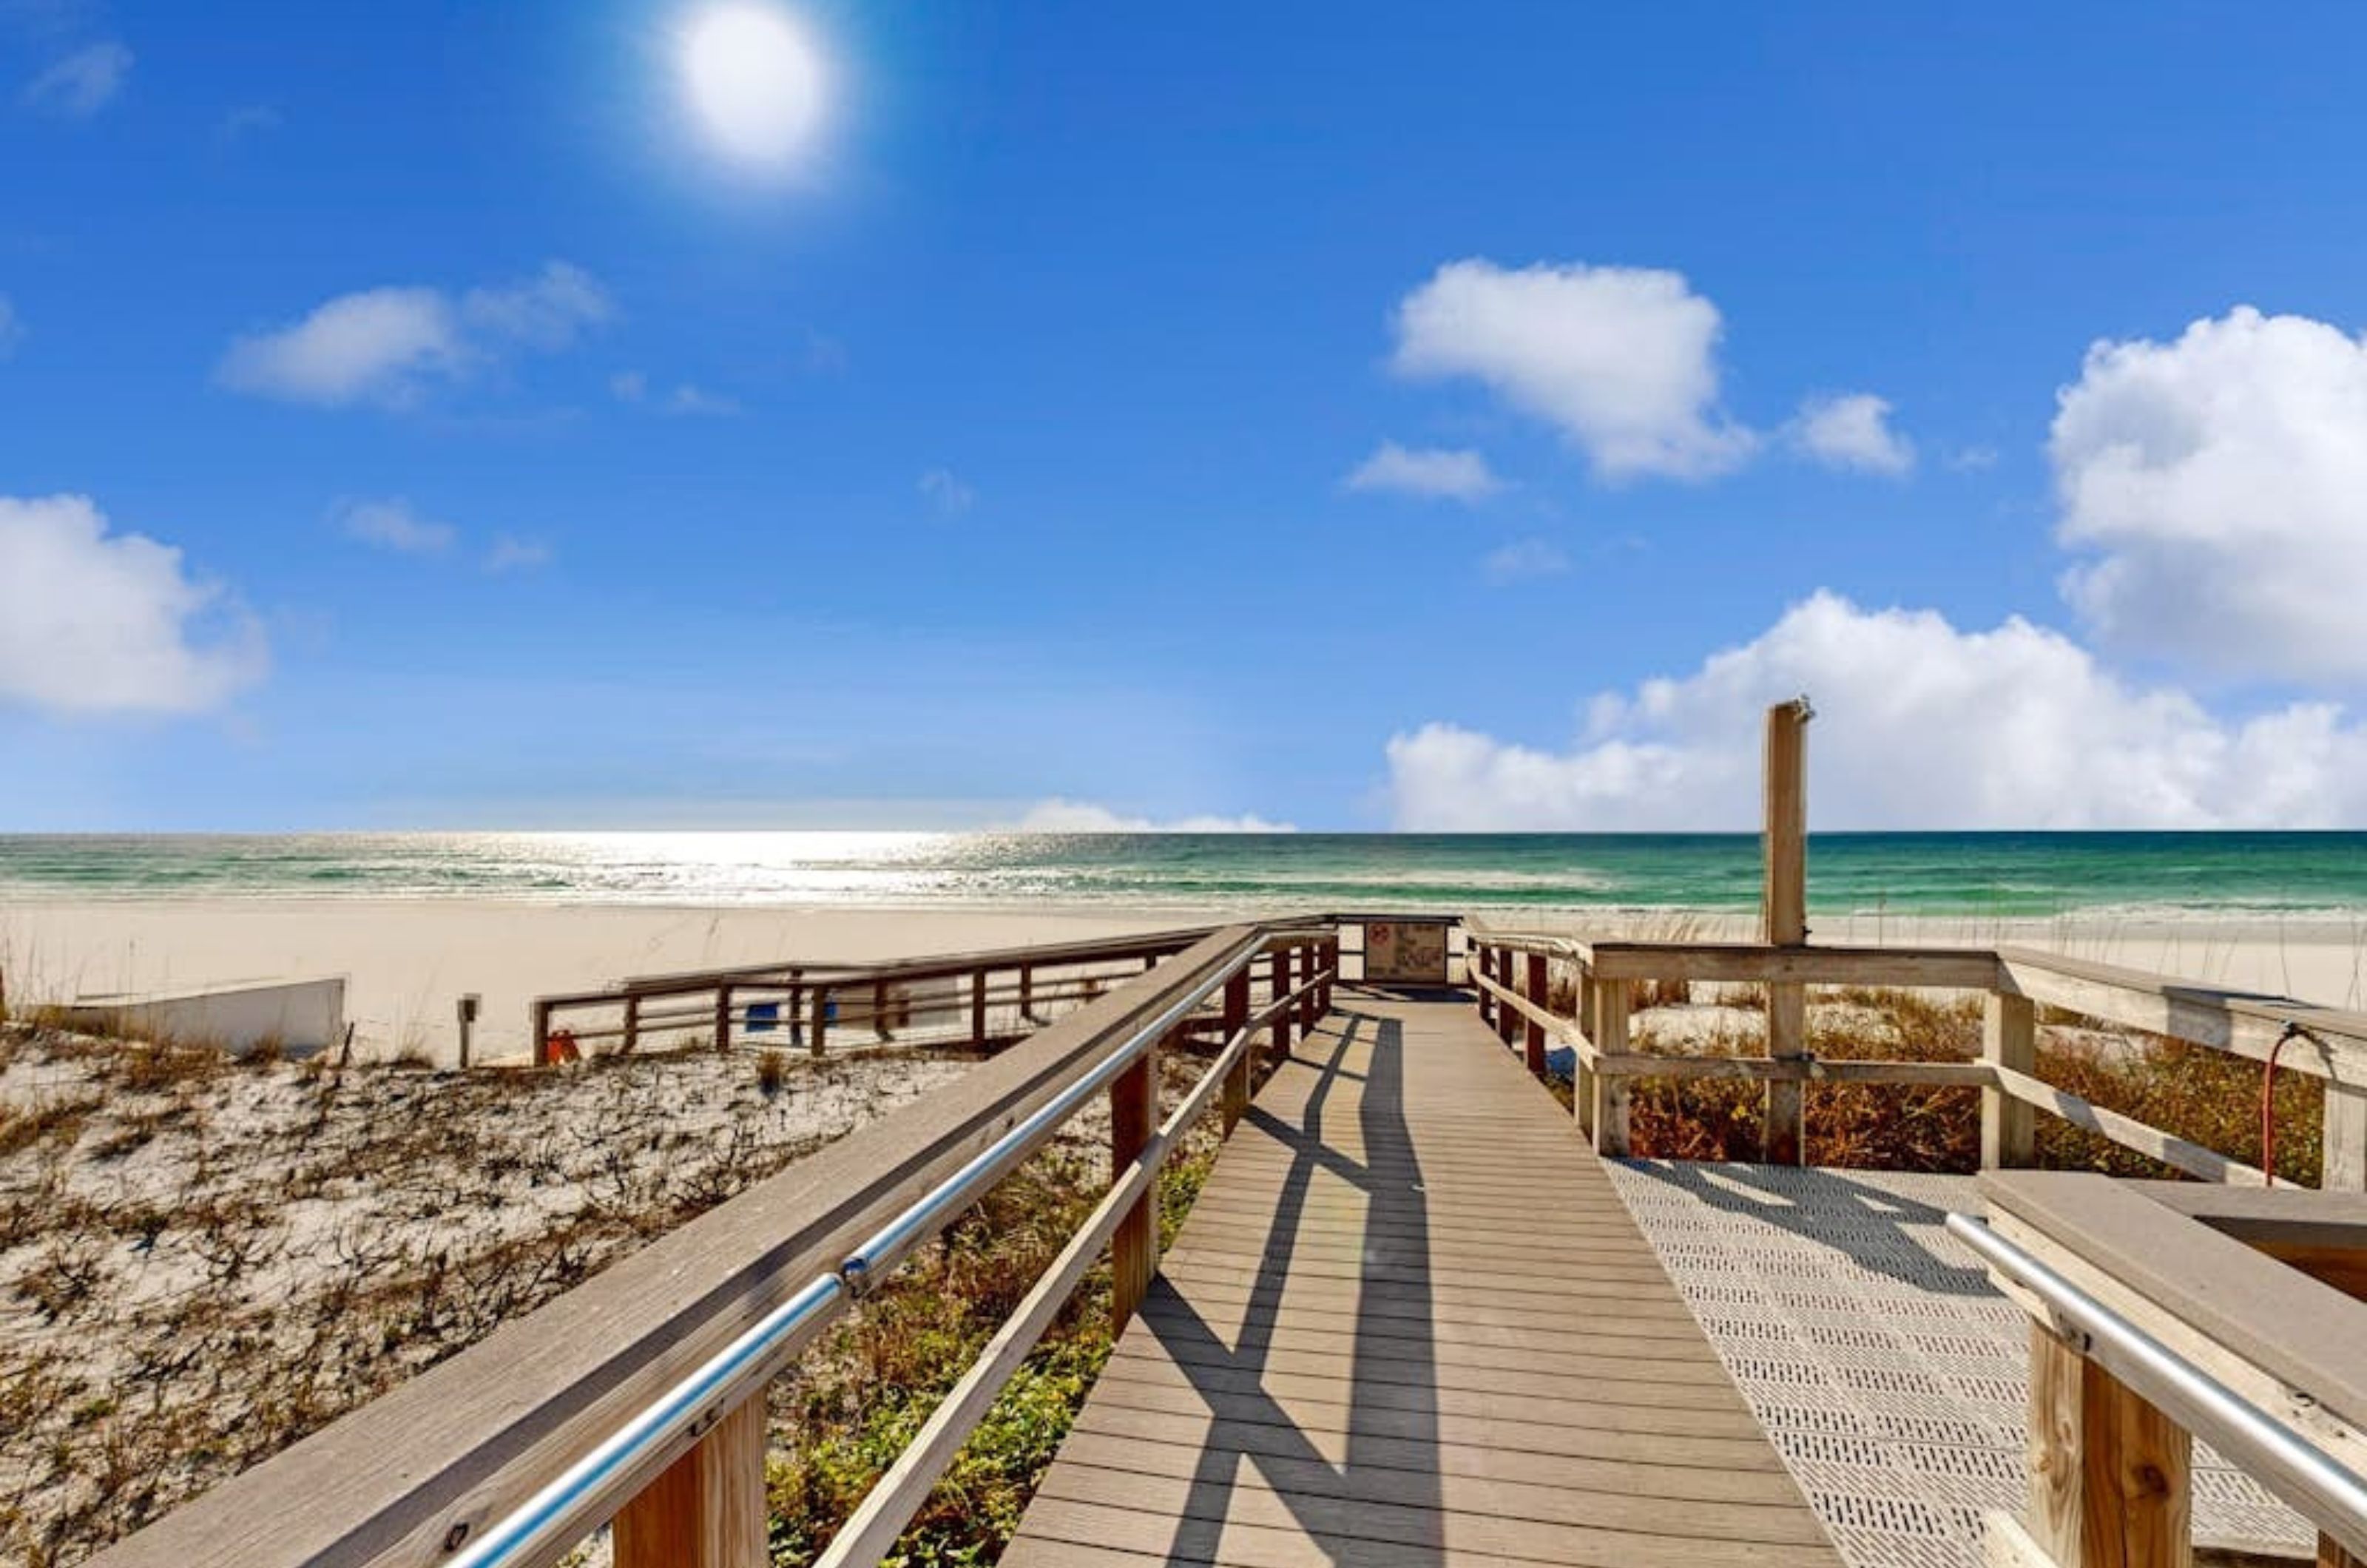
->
left=7, top=1, right=2367, bottom=831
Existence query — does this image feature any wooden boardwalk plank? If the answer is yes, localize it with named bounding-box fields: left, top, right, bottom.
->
left=999, top=990, right=1844, bottom=1568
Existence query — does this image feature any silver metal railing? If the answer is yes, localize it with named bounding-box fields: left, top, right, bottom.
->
left=446, top=1275, right=846, bottom=1567
left=1946, top=1213, right=2367, bottom=1551
left=838, top=927, right=1269, bottom=1291
left=448, top=924, right=1303, bottom=1568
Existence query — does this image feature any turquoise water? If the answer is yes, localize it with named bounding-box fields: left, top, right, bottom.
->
left=4, top=832, right=2367, bottom=917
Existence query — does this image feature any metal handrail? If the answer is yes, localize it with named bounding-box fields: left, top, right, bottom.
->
left=1946, top=1214, right=2367, bottom=1550
left=447, top=923, right=1322, bottom=1568
left=837, top=927, right=1271, bottom=1290
left=446, top=1274, right=846, bottom=1568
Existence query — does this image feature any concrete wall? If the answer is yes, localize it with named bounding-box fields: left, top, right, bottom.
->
left=65, top=976, right=347, bottom=1054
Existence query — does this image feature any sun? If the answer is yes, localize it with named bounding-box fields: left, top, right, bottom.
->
left=678, top=3, right=827, bottom=172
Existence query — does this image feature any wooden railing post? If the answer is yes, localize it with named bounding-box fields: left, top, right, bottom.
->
left=612, top=1392, right=768, bottom=1568
left=1984, top=990, right=2037, bottom=1169
left=788, top=974, right=804, bottom=1050
left=1110, top=1033, right=1161, bottom=1331
left=1575, top=970, right=1598, bottom=1138
left=1763, top=698, right=1811, bottom=1165
left=623, top=993, right=642, bottom=1055
left=532, top=999, right=555, bottom=1066
left=1297, top=944, right=1317, bottom=1032
left=1524, top=952, right=1549, bottom=1077
left=2026, top=1322, right=2192, bottom=1568
left=1593, top=978, right=1631, bottom=1157
left=1272, top=950, right=1294, bottom=1055
left=715, top=984, right=732, bottom=1053
left=970, top=968, right=989, bottom=1046
left=1477, top=946, right=1496, bottom=1031
left=1018, top=963, right=1035, bottom=1023
left=1320, top=939, right=1337, bottom=1010
left=873, top=978, right=892, bottom=1041
left=2323, top=1080, right=2367, bottom=1191
left=1498, top=949, right=1519, bottom=1048
left=811, top=985, right=829, bottom=1058
left=1222, top=967, right=1252, bottom=1134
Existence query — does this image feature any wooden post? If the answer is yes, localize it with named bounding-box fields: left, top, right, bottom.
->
left=2323, top=1081, right=2367, bottom=1191
left=714, top=984, right=732, bottom=1054
left=788, top=975, right=804, bottom=1050
left=2026, top=1323, right=2192, bottom=1568
left=1110, top=1035, right=1161, bottom=1332
left=2323, top=1534, right=2366, bottom=1568
left=1320, top=939, right=1337, bottom=1010
left=1297, top=945, right=1317, bottom=1033
left=612, top=1393, right=768, bottom=1568
left=1018, top=964, right=1035, bottom=1023
left=1272, top=950, right=1294, bottom=1055
left=1575, top=972, right=1598, bottom=1138
left=1763, top=698, right=1811, bottom=1166
left=1524, top=953, right=1549, bottom=1077
left=873, top=978, right=891, bottom=1041
left=1592, top=979, right=1632, bottom=1156
left=622, top=993, right=641, bottom=1055
left=1984, top=991, right=2037, bottom=1169
left=532, top=1000, right=554, bottom=1067
left=1221, top=968, right=1252, bottom=1135
left=811, top=986, right=829, bottom=1058
left=1477, top=946, right=1496, bottom=1030
left=970, top=969, right=989, bottom=1047
left=1498, top=950, right=1520, bottom=1048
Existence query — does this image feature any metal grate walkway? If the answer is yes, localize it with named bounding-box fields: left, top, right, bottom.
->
left=1605, top=1161, right=2310, bottom=1568
left=1000, top=990, right=1846, bottom=1568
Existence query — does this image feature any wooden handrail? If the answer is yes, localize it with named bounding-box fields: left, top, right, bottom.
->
left=88, top=925, right=1294, bottom=1568
left=1464, top=930, right=2363, bottom=1185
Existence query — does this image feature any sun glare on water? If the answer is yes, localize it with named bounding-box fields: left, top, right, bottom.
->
left=678, top=2, right=827, bottom=171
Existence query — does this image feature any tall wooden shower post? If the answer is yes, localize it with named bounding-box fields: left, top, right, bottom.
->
left=1762, top=697, right=1812, bottom=1164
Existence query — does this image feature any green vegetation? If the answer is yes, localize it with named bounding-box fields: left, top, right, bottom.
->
left=765, top=1068, right=1222, bottom=1568
left=1614, top=986, right=2328, bottom=1183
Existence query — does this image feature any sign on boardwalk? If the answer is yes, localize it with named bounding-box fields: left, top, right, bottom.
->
left=1363, top=919, right=1448, bottom=983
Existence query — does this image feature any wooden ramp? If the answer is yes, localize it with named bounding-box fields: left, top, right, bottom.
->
left=1001, top=989, right=1847, bottom=1568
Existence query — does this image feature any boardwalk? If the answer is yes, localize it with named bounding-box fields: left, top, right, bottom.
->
left=1002, top=988, right=1847, bottom=1568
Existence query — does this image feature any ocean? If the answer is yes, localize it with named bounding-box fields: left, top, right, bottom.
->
left=5, top=831, right=2367, bottom=920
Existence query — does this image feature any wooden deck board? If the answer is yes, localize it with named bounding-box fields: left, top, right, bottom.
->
left=999, top=990, right=1845, bottom=1568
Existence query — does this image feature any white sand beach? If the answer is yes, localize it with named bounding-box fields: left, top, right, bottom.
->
left=5, top=897, right=2365, bottom=1064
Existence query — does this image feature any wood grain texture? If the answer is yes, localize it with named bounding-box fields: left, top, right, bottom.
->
left=1985, top=991, right=2038, bottom=1169
left=610, top=1395, right=766, bottom=1568
left=1110, top=1044, right=1161, bottom=1333
left=1002, top=990, right=1843, bottom=1568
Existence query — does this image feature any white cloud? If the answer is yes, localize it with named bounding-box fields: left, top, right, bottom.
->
left=334, top=497, right=454, bottom=555
left=484, top=535, right=553, bottom=573
left=21, top=39, right=128, bottom=117
left=1014, top=799, right=1296, bottom=833
left=2052, top=306, right=2367, bottom=680
left=1391, top=260, right=1755, bottom=481
left=1344, top=441, right=1501, bottom=501
left=217, top=262, right=610, bottom=409
left=459, top=261, right=611, bottom=351
left=1479, top=538, right=1570, bottom=584
left=0, top=493, right=265, bottom=714
left=1792, top=392, right=1914, bottom=476
left=609, top=371, right=740, bottom=416
left=919, top=468, right=974, bottom=516
left=1385, top=591, right=2367, bottom=830
left=666, top=383, right=740, bottom=417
